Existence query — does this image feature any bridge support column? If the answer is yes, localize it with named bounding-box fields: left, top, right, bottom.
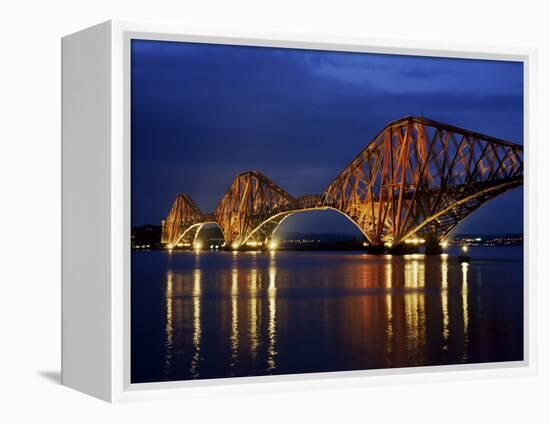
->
left=388, top=243, right=419, bottom=255
left=366, top=244, right=385, bottom=255
left=424, top=233, right=443, bottom=255
left=425, top=241, right=443, bottom=255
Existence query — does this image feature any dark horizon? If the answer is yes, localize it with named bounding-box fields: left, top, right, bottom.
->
left=131, top=39, right=523, bottom=236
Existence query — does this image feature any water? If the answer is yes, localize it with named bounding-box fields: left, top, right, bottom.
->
left=131, top=247, right=523, bottom=383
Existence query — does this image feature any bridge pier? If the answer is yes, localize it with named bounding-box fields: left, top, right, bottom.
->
left=387, top=243, right=420, bottom=255
left=424, top=240, right=443, bottom=255
left=366, top=244, right=386, bottom=255
left=424, top=233, right=443, bottom=255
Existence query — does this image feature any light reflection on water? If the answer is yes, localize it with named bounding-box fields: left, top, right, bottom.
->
left=131, top=248, right=523, bottom=383
left=267, top=255, right=277, bottom=372
left=190, top=269, right=201, bottom=378
left=462, top=263, right=469, bottom=361
left=230, top=267, right=239, bottom=372
left=441, top=256, right=449, bottom=350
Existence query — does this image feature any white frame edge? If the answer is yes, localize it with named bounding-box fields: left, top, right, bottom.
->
left=64, top=20, right=538, bottom=403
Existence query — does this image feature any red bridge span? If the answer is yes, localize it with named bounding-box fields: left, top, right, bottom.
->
left=160, top=116, right=523, bottom=251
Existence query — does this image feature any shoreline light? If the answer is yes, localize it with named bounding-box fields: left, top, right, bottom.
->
left=404, top=238, right=425, bottom=245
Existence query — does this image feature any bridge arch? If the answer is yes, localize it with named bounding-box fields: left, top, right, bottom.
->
left=395, top=179, right=522, bottom=244
left=238, top=206, right=371, bottom=248
left=169, top=221, right=225, bottom=248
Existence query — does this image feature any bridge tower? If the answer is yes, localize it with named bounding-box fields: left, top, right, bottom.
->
left=214, top=171, right=294, bottom=248
left=322, top=117, right=523, bottom=248
left=161, top=193, right=205, bottom=247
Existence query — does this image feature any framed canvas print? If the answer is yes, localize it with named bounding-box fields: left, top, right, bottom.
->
left=61, top=21, right=537, bottom=402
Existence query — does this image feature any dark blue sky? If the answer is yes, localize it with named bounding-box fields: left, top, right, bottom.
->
left=131, top=39, right=523, bottom=235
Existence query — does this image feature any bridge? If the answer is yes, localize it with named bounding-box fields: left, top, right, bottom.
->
left=161, top=116, right=523, bottom=251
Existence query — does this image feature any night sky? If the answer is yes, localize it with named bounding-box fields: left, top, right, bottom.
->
left=131, top=39, right=523, bottom=235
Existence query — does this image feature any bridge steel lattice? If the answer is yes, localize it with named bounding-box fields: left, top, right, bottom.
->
left=161, top=117, right=523, bottom=249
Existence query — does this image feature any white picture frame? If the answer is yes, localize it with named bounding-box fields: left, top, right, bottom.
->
left=61, top=20, right=537, bottom=403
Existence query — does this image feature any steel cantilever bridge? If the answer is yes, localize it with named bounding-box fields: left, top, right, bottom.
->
left=161, top=117, right=523, bottom=250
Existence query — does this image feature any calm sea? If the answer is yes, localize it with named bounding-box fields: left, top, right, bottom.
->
left=131, top=247, right=523, bottom=383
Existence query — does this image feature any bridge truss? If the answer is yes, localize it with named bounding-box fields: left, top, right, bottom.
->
left=160, top=117, right=523, bottom=249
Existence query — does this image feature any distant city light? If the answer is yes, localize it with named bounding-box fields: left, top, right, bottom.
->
left=461, top=245, right=469, bottom=253
left=440, top=240, right=449, bottom=248
left=194, top=242, right=202, bottom=251
left=441, top=234, right=522, bottom=247
left=268, top=240, right=279, bottom=251
left=231, top=242, right=240, bottom=250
